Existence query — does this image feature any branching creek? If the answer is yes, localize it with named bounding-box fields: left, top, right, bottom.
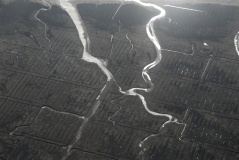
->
left=57, top=0, right=187, bottom=158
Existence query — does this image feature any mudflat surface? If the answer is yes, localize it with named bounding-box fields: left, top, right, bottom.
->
left=1, top=1, right=239, bottom=160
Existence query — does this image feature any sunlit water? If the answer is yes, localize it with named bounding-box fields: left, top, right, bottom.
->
left=58, top=0, right=187, bottom=158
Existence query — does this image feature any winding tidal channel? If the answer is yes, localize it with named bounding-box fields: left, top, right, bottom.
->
left=34, top=1, right=53, bottom=51
left=58, top=0, right=186, bottom=158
